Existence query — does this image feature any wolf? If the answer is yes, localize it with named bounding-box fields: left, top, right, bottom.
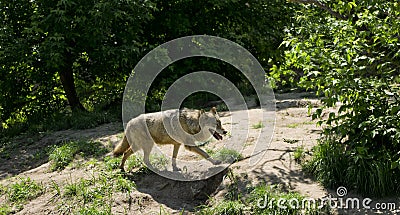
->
left=113, top=107, right=227, bottom=171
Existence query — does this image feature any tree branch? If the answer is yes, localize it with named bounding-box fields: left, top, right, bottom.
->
left=289, top=0, right=347, bottom=20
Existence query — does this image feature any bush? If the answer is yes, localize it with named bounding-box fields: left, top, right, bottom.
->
left=272, top=0, right=400, bottom=197
left=304, top=136, right=400, bottom=197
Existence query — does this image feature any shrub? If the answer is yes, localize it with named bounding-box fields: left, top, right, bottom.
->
left=272, top=0, right=400, bottom=197
left=304, top=136, right=400, bottom=197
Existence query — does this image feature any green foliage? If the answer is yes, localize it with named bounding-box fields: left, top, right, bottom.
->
left=77, top=205, right=112, bottom=215
left=197, top=183, right=328, bottom=214
left=272, top=0, right=400, bottom=196
left=293, top=146, right=305, bottom=162
left=6, top=177, right=43, bottom=203
left=49, top=143, right=77, bottom=171
left=0, top=0, right=153, bottom=129
left=197, top=200, right=246, bottom=215
left=303, top=136, right=400, bottom=197
left=104, top=155, right=143, bottom=172
left=252, top=121, right=265, bottom=129
left=49, top=140, right=108, bottom=171
left=149, top=153, right=169, bottom=170
left=213, top=148, right=243, bottom=163
left=145, top=0, right=296, bottom=63
left=104, top=156, right=122, bottom=171
left=286, top=123, right=299, bottom=128
left=0, top=204, right=12, bottom=215
left=1, top=0, right=296, bottom=134
left=247, top=184, right=325, bottom=214
left=302, top=137, right=348, bottom=189
left=62, top=171, right=134, bottom=214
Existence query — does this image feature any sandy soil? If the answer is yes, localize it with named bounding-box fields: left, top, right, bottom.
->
left=0, top=92, right=398, bottom=214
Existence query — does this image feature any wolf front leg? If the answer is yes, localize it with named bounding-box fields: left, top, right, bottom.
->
left=172, top=144, right=181, bottom=171
left=142, top=141, right=154, bottom=169
left=184, top=145, right=222, bottom=165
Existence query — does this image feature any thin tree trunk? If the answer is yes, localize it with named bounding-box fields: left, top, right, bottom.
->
left=59, top=69, right=85, bottom=111
left=59, top=51, right=85, bottom=111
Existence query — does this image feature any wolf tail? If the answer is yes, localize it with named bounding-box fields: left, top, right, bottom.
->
left=113, top=135, right=130, bottom=157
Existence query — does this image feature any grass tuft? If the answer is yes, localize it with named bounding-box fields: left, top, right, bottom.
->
left=7, top=177, right=43, bottom=203
left=252, top=121, right=264, bottom=129
left=213, top=148, right=243, bottom=163
left=48, top=140, right=108, bottom=171
left=197, top=200, right=246, bottom=215
left=293, top=146, right=305, bottom=163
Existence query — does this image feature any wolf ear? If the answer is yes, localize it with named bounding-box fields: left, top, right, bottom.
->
left=210, top=107, right=217, bottom=114
left=200, top=109, right=205, bottom=114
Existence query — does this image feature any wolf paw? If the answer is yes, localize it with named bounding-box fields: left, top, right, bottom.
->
left=172, top=166, right=182, bottom=171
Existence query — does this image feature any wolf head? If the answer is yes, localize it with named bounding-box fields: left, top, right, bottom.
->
left=199, top=107, right=227, bottom=140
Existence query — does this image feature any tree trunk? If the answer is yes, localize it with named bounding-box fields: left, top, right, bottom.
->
left=59, top=69, right=85, bottom=111
left=59, top=50, right=85, bottom=112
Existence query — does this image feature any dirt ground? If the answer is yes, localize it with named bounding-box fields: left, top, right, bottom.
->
left=0, top=92, right=398, bottom=214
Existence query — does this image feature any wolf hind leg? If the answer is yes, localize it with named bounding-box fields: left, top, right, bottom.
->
left=119, top=138, right=141, bottom=172
left=120, top=148, right=134, bottom=172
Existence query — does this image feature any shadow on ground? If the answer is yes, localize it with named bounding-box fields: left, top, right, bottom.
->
left=0, top=122, right=121, bottom=179
left=126, top=168, right=229, bottom=211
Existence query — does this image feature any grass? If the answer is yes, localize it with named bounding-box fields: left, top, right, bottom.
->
left=197, top=200, right=246, bottom=215
left=293, top=146, right=305, bottom=163
left=197, top=183, right=330, bottom=215
left=302, top=138, right=348, bottom=190
left=196, top=167, right=329, bottom=214
left=287, top=123, right=300, bottom=128
left=60, top=169, right=135, bottom=213
left=149, top=153, right=169, bottom=170
left=248, top=184, right=328, bottom=214
left=77, top=204, right=112, bottom=215
left=287, top=121, right=315, bottom=128
left=303, top=135, right=399, bottom=197
left=252, top=121, right=264, bottom=129
left=6, top=177, right=44, bottom=203
left=0, top=177, right=44, bottom=214
left=0, top=204, right=12, bottom=215
left=48, top=140, right=108, bottom=171
left=213, top=148, right=243, bottom=163
left=104, top=156, right=122, bottom=171
left=302, top=121, right=315, bottom=125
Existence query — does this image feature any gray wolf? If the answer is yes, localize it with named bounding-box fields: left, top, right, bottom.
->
left=113, top=107, right=227, bottom=171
